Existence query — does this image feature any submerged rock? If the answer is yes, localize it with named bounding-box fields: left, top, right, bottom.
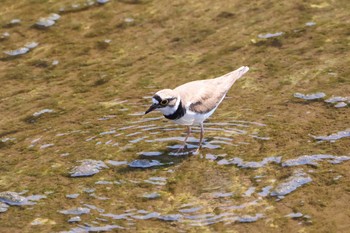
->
left=258, top=32, right=284, bottom=39
left=305, top=21, right=316, bottom=26
left=33, top=109, right=54, bottom=117
left=282, top=154, right=350, bottom=166
left=4, top=47, right=29, bottom=56
left=66, top=194, right=79, bottom=199
left=285, top=212, right=303, bottom=218
left=144, top=176, right=167, bottom=185
left=0, top=191, right=34, bottom=206
left=1, top=32, right=10, bottom=40
left=128, top=159, right=167, bottom=168
left=258, top=186, right=273, bottom=197
left=64, top=224, right=122, bottom=232
left=35, top=13, right=60, bottom=28
left=97, top=0, right=110, bottom=4
left=324, top=96, right=348, bottom=103
left=0, top=203, right=9, bottom=213
left=35, top=18, right=55, bottom=28
left=30, top=218, right=56, bottom=225
left=294, top=92, right=326, bottom=100
left=67, top=216, right=81, bottom=223
left=47, top=13, right=61, bottom=21
left=311, top=130, right=350, bottom=142
left=138, top=151, right=163, bottom=157
left=270, top=169, right=312, bottom=197
left=24, top=42, right=39, bottom=49
left=237, top=213, right=264, bottom=223
left=70, top=160, right=108, bottom=177
left=3, top=42, right=39, bottom=57
left=142, top=192, right=161, bottom=199
left=59, top=207, right=90, bottom=215
left=158, top=214, right=183, bottom=221
left=217, top=156, right=281, bottom=168
left=334, top=102, right=347, bottom=108
left=10, top=19, right=21, bottom=25
left=106, top=160, right=128, bottom=166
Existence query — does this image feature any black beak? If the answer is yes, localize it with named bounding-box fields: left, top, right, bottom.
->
left=145, top=104, right=158, bottom=115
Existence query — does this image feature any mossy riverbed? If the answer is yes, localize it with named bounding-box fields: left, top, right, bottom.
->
left=0, top=0, right=349, bottom=232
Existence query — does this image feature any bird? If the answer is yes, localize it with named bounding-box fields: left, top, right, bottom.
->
left=145, top=66, right=249, bottom=153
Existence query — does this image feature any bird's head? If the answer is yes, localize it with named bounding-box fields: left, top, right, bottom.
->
left=145, top=89, right=179, bottom=116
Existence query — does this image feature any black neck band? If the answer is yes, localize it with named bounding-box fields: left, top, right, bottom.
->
left=164, top=100, right=186, bottom=120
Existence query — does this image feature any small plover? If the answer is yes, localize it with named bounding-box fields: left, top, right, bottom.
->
left=145, top=66, right=249, bottom=153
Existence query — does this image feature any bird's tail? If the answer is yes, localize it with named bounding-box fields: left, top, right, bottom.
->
left=217, top=66, right=249, bottom=86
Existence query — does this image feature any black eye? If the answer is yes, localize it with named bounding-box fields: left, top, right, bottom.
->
left=160, top=99, right=169, bottom=106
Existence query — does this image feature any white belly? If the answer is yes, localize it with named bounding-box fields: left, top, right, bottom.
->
left=173, top=106, right=218, bottom=126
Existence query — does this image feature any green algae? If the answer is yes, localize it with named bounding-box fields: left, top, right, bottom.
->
left=0, top=0, right=350, bottom=232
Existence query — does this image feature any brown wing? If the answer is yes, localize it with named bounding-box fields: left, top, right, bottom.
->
left=174, top=66, right=249, bottom=114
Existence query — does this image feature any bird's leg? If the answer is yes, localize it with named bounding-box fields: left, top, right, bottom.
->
left=193, top=123, right=204, bottom=154
left=176, top=126, right=191, bottom=153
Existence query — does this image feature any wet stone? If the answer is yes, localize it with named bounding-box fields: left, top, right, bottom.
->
left=282, top=154, right=350, bottom=167
left=35, top=18, right=55, bottom=28
left=244, top=187, right=256, bottom=197
left=66, top=194, right=79, bottom=199
left=31, top=218, right=56, bottom=225
left=144, top=176, right=167, bottom=185
left=237, top=213, right=264, bottom=223
left=305, top=21, right=316, bottom=26
left=294, top=92, right=326, bottom=100
left=52, top=60, right=59, bottom=66
left=132, top=212, right=160, bottom=220
left=47, top=13, right=61, bottom=21
left=26, top=195, right=47, bottom=201
left=205, top=154, right=218, bottom=161
left=217, top=156, right=281, bottom=168
left=1, top=32, right=10, bottom=40
left=158, top=214, right=183, bottom=221
left=4, top=47, right=29, bottom=56
left=10, top=19, right=21, bottom=25
left=128, top=159, right=168, bottom=168
left=68, top=216, right=81, bottom=223
left=312, top=130, right=350, bottom=142
left=179, top=206, right=202, bottom=213
left=258, top=32, right=284, bottom=39
left=212, top=192, right=233, bottom=198
left=142, top=192, right=161, bottom=199
left=33, top=109, right=54, bottom=117
left=0, top=202, right=9, bottom=213
left=59, top=207, right=90, bottom=215
left=40, top=144, right=54, bottom=149
left=258, top=186, right=273, bottom=197
left=285, top=212, right=303, bottom=218
left=138, top=151, right=163, bottom=157
left=35, top=13, right=60, bottom=29
left=106, top=160, right=128, bottom=166
left=95, top=180, right=113, bottom=185
left=25, top=42, right=39, bottom=49
left=334, top=102, right=347, bottom=108
left=0, top=191, right=34, bottom=206
left=70, top=160, right=108, bottom=177
left=83, top=204, right=105, bottom=213
left=64, top=224, right=123, bottom=232
left=83, top=188, right=95, bottom=193
left=324, top=96, right=348, bottom=103
left=97, top=0, right=110, bottom=4
left=270, top=169, right=312, bottom=197
left=124, top=17, right=135, bottom=23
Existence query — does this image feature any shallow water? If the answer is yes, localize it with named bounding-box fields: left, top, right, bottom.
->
left=0, top=0, right=349, bottom=232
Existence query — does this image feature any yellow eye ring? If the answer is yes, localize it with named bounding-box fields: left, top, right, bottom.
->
left=160, top=99, right=169, bottom=106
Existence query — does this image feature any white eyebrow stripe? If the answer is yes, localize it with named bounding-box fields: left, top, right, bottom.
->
left=152, top=98, right=159, bottom=104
